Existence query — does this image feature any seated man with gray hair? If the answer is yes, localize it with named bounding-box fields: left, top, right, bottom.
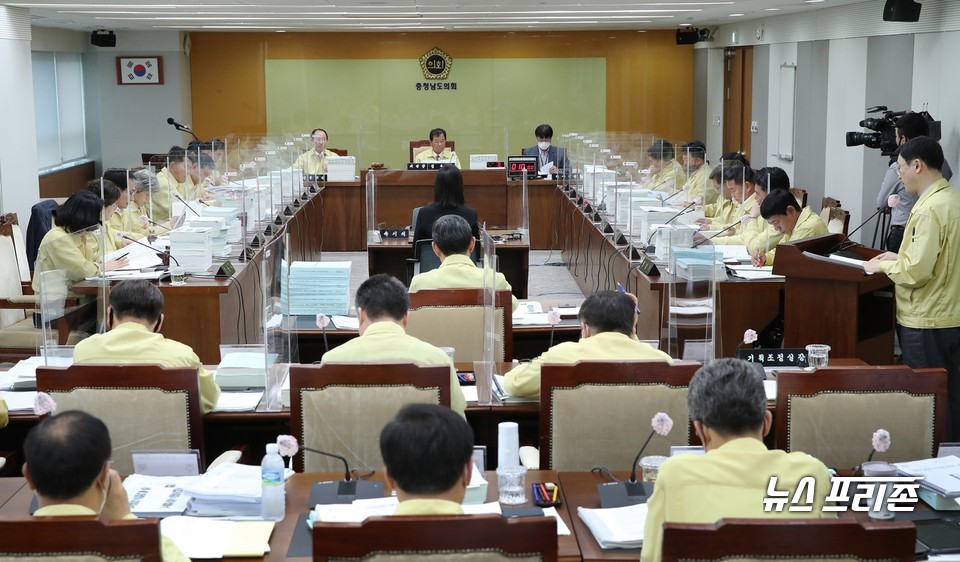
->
left=640, top=358, right=832, bottom=562
left=409, top=214, right=518, bottom=311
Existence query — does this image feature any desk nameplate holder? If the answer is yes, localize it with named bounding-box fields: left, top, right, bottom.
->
left=379, top=228, right=410, bottom=240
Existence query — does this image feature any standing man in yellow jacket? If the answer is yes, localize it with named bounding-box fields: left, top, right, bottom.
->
left=866, top=137, right=960, bottom=440
left=409, top=214, right=518, bottom=311
left=752, top=188, right=827, bottom=267
left=503, top=291, right=671, bottom=397
left=72, top=280, right=221, bottom=414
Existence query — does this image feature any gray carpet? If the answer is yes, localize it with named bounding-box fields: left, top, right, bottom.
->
left=321, top=250, right=583, bottom=311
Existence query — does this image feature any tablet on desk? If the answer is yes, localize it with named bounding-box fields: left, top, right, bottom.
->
left=916, top=519, right=960, bottom=556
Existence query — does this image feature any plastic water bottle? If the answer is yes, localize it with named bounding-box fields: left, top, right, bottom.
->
left=261, top=443, right=285, bottom=521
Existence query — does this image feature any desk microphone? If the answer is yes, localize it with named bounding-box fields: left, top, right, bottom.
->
left=827, top=206, right=885, bottom=256
left=645, top=201, right=697, bottom=254
left=657, top=188, right=685, bottom=205
left=594, top=442, right=653, bottom=509
left=173, top=193, right=203, bottom=217
left=166, top=117, right=199, bottom=141
left=303, top=446, right=384, bottom=505
left=145, top=218, right=171, bottom=232
left=692, top=218, right=743, bottom=248
left=119, top=234, right=180, bottom=266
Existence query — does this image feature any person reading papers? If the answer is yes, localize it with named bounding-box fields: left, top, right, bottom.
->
left=153, top=146, right=197, bottom=223
left=751, top=188, right=828, bottom=267
left=72, top=280, right=221, bottom=414
left=865, top=136, right=960, bottom=440
left=640, top=359, right=832, bottom=562
left=413, top=128, right=461, bottom=168
left=320, top=274, right=467, bottom=417
left=380, top=403, right=474, bottom=515
left=644, top=139, right=686, bottom=194
left=24, top=410, right=189, bottom=561
left=522, top=124, right=569, bottom=176
left=409, top=214, right=518, bottom=311
left=503, top=291, right=671, bottom=398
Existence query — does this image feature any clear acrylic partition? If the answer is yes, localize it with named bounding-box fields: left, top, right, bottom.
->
left=475, top=226, right=498, bottom=406
left=261, top=231, right=298, bottom=412
left=36, top=224, right=102, bottom=361
left=665, top=229, right=719, bottom=363
left=517, top=169, right=530, bottom=240
left=365, top=168, right=380, bottom=244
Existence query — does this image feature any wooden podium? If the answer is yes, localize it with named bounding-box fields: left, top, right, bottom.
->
left=772, top=234, right=894, bottom=365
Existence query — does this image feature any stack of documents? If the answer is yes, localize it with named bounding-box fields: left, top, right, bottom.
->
left=672, top=247, right=726, bottom=282
left=200, top=206, right=242, bottom=243
left=280, top=260, right=351, bottom=315
left=577, top=503, right=648, bottom=549
left=215, top=349, right=276, bottom=390
left=0, top=355, right=73, bottom=390
left=492, top=374, right=538, bottom=403
left=187, top=216, right=230, bottom=257
left=0, top=391, right=38, bottom=411
left=895, top=456, right=960, bottom=509
left=108, top=240, right=163, bottom=272
left=181, top=463, right=265, bottom=517
left=169, top=227, right=213, bottom=273
left=327, top=156, right=356, bottom=182
left=211, top=391, right=264, bottom=412
left=122, top=474, right=196, bottom=518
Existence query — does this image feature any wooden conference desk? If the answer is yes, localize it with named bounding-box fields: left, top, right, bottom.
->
left=557, top=188, right=782, bottom=358
left=69, top=187, right=326, bottom=364
left=0, top=472, right=580, bottom=562
left=320, top=170, right=564, bottom=251
left=367, top=232, right=531, bottom=299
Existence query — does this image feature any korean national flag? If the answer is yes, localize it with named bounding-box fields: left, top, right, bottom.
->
left=123, top=58, right=160, bottom=84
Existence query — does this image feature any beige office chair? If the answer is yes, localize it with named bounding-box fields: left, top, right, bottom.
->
left=537, top=361, right=700, bottom=471
left=406, top=289, right=513, bottom=362
left=821, top=207, right=850, bottom=235
left=409, top=140, right=455, bottom=162
left=313, top=514, right=557, bottom=562
left=0, top=516, right=163, bottom=562
left=661, top=518, right=916, bottom=562
left=0, top=214, right=85, bottom=362
left=289, top=363, right=451, bottom=473
left=776, top=366, right=946, bottom=469
left=36, top=364, right=206, bottom=476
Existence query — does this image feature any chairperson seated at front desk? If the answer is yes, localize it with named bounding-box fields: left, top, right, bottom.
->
left=413, top=128, right=461, bottom=168
left=412, top=166, right=480, bottom=248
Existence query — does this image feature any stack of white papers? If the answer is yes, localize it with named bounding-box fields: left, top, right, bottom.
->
left=215, top=351, right=275, bottom=390
left=728, top=265, right=784, bottom=280
left=331, top=315, right=360, bottom=330
left=280, top=260, right=351, bottom=315
left=122, top=474, right=197, bottom=518
left=0, top=355, right=73, bottom=391
left=181, top=463, right=263, bottom=516
left=0, top=391, right=38, bottom=411
left=169, top=227, right=213, bottom=274
left=895, top=456, right=960, bottom=496
left=577, top=503, right=648, bottom=549
left=187, top=216, right=230, bottom=257
left=108, top=240, right=163, bottom=271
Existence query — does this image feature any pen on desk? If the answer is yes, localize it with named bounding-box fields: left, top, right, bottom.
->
left=113, top=252, right=129, bottom=261
left=552, top=485, right=558, bottom=503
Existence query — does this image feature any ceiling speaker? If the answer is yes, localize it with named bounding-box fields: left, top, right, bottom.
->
left=91, top=29, right=116, bottom=48
left=676, top=29, right=699, bottom=45
left=883, top=0, right=922, bottom=22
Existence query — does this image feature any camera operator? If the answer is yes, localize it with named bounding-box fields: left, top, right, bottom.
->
left=877, top=113, right=953, bottom=252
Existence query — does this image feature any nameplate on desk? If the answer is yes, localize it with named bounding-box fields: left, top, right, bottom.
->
left=304, top=174, right=328, bottom=183
left=407, top=163, right=447, bottom=170
left=634, top=254, right=660, bottom=276
left=215, top=261, right=236, bottom=278
left=379, top=228, right=410, bottom=239
left=737, top=348, right=807, bottom=368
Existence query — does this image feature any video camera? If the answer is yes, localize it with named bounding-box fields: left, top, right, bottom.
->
left=845, top=105, right=940, bottom=157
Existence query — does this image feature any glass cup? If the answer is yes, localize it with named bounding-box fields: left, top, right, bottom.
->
left=805, top=344, right=831, bottom=369
left=640, top=455, right=668, bottom=482
left=169, top=266, right=187, bottom=286
left=861, top=461, right=898, bottom=520
left=496, top=465, right=527, bottom=505
left=439, top=347, right=456, bottom=364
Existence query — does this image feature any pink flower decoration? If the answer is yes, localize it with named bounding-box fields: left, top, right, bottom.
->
left=651, top=412, right=673, bottom=436
left=33, top=392, right=57, bottom=416
left=316, top=314, right=330, bottom=329
left=743, top=329, right=758, bottom=345
left=277, top=434, right=299, bottom=457
left=872, top=429, right=891, bottom=453
left=546, top=310, right=562, bottom=325
left=887, top=194, right=900, bottom=209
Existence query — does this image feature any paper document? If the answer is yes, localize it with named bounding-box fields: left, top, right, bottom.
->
left=331, top=315, right=360, bottom=330
left=108, top=240, right=163, bottom=271
left=718, top=245, right=751, bottom=262
left=577, top=503, right=648, bottom=549
left=0, top=356, right=72, bottom=391
left=92, top=270, right=166, bottom=280
left=540, top=162, right=555, bottom=175
left=0, top=391, right=38, bottom=411
left=122, top=474, right=197, bottom=518
left=512, top=313, right=551, bottom=325
left=160, top=517, right=274, bottom=558
left=212, top=391, right=264, bottom=412
left=493, top=374, right=538, bottom=403
left=728, top=265, right=784, bottom=280
left=516, top=301, right=544, bottom=315
left=895, top=456, right=960, bottom=496
left=763, top=380, right=777, bottom=401
left=543, top=506, right=572, bottom=536
left=461, top=385, right=479, bottom=403
left=828, top=253, right=873, bottom=274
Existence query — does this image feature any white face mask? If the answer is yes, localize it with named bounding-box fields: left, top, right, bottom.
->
left=537, top=141, right=551, bottom=151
